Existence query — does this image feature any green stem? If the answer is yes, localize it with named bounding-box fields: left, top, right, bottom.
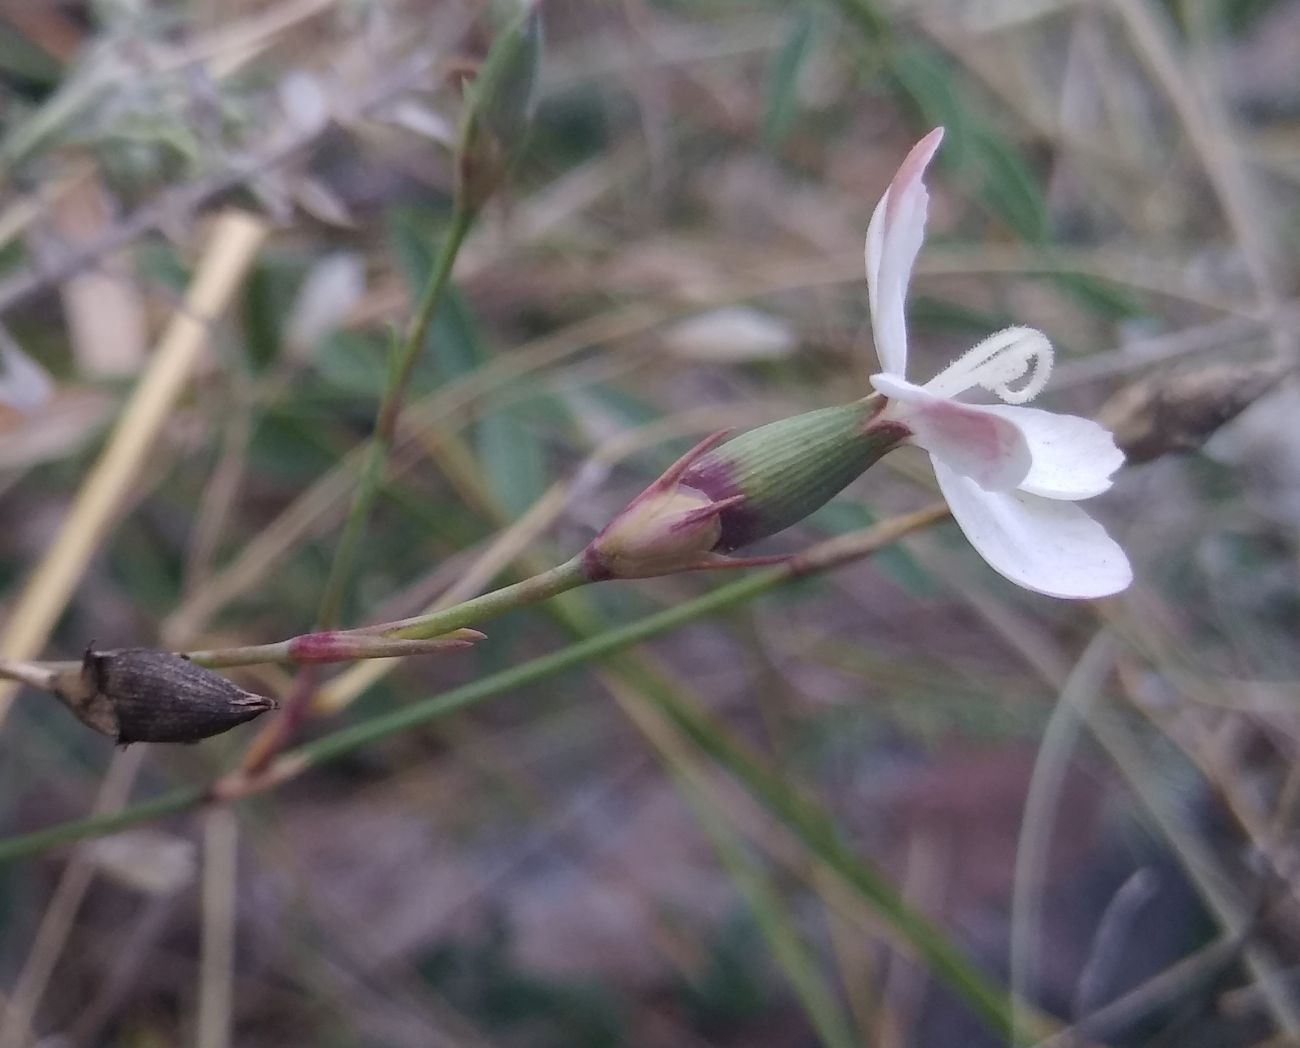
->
left=613, top=647, right=1026, bottom=1041
left=370, top=556, right=590, bottom=640
left=0, top=505, right=1030, bottom=1039
left=315, top=204, right=476, bottom=630
left=0, top=514, right=925, bottom=861
left=0, top=509, right=947, bottom=863
left=0, top=787, right=206, bottom=862
left=0, top=562, right=777, bottom=866
left=182, top=557, right=589, bottom=669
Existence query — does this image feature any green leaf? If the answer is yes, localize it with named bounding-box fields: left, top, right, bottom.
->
left=1052, top=272, right=1146, bottom=321
left=477, top=399, right=548, bottom=519
left=313, top=330, right=390, bottom=398
left=763, top=11, right=817, bottom=146
left=892, top=45, right=1048, bottom=240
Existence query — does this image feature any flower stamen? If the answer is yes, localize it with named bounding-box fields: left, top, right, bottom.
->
left=923, top=326, right=1054, bottom=405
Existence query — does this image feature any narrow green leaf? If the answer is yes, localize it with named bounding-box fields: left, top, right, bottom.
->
left=763, top=11, right=817, bottom=146
left=477, top=400, right=548, bottom=519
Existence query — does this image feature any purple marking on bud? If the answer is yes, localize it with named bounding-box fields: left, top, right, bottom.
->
left=678, top=458, right=749, bottom=549
left=681, top=408, right=911, bottom=551
left=288, top=631, right=350, bottom=663
left=582, top=431, right=737, bottom=580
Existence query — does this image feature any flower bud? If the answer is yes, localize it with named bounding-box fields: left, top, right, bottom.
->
left=52, top=648, right=276, bottom=744
left=583, top=402, right=907, bottom=579
left=455, top=5, right=542, bottom=211
left=584, top=484, right=730, bottom=580
left=681, top=400, right=908, bottom=550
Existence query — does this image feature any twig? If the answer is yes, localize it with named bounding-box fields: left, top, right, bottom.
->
left=0, top=501, right=951, bottom=865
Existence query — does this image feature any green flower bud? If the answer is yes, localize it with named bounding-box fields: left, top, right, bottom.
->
left=681, top=400, right=907, bottom=550
left=456, top=5, right=542, bottom=211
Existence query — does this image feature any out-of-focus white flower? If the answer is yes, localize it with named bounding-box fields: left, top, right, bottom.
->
left=0, top=338, right=53, bottom=417
left=864, top=128, right=1131, bottom=599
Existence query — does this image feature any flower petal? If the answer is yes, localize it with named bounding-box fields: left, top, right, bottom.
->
left=0, top=341, right=53, bottom=415
left=932, top=459, right=1132, bottom=598
left=978, top=404, right=1125, bottom=500
left=872, top=372, right=1030, bottom=491
left=864, top=128, right=944, bottom=377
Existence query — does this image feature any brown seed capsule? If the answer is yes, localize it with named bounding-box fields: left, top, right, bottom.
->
left=1098, top=359, right=1293, bottom=465
left=51, top=648, right=277, bottom=744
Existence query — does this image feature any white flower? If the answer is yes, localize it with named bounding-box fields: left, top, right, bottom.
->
left=865, top=128, right=1132, bottom=599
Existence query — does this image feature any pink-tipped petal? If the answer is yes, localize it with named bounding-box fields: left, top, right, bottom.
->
left=932, top=460, right=1132, bottom=598
left=864, top=127, right=944, bottom=377
left=978, top=404, right=1125, bottom=500
left=872, top=372, right=1031, bottom=491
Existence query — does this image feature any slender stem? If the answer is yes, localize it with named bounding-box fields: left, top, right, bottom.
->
left=238, top=205, right=477, bottom=776
left=290, top=504, right=951, bottom=768
left=0, top=659, right=59, bottom=691
left=0, top=504, right=948, bottom=867
left=181, top=558, right=588, bottom=669
left=0, top=787, right=207, bottom=863
left=314, top=203, right=476, bottom=631
left=0, top=504, right=1030, bottom=1039
left=365, top=556, right=590, bottom=640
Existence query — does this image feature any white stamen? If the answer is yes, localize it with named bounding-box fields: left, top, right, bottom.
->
left=923, top=326, right=1053, bottom=405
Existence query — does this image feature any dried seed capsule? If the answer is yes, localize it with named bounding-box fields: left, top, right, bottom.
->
left=1098, top=359, right=1292, bottom=465
left=52, top=648, right=277, bottom=744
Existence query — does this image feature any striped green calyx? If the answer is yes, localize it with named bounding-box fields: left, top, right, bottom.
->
left=681, top=399, right=907, bottom=550
left=581, top=400, right=906, bottom=581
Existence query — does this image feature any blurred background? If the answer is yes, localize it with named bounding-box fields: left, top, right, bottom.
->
left=1, top=0, right=1299, bottom=1045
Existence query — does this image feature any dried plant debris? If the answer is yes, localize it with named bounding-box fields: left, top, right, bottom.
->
left=1099, top=359, right=1295, bottom=465
left=51, top=647, right=276, bottom=744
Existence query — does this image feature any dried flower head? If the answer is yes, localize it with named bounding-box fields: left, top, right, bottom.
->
left=1099, top=360, right=1292, bottom=464
left=52, top=647, right=276, bottom=744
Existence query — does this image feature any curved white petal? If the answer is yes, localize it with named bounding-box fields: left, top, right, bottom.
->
left=864, top=128, right=944, bottom=377
left=977, top=404, right=1125, bottom=500
left=872, top=372, right=1031, bottom=491
left=933, top=460, right=1132, bottom=598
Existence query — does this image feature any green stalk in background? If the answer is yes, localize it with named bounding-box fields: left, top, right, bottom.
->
left=318, top=6, right=540, bottom=628
left=314, top=204, right=475, bottom=630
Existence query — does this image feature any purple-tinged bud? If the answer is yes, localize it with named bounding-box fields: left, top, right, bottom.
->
left=286, top=628, right=484, bottom=662
left=583, top=432, right=744, bottom=580
left=583, top=401, right=908, bottom=580
left=682, top=400, right=908, bottom=550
